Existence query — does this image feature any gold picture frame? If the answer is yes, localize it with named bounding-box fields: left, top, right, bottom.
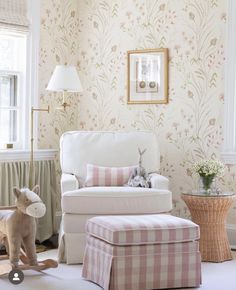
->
left=127, top=48, right=168, bottom=104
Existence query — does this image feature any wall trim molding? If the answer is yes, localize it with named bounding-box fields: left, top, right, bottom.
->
left=221, top=152, right=236, bottom=164
left=0, top=149, right=57, bottom=162
left=222, top=0, right=236, bottom=164
left=226, top=223, right=236, bottom=249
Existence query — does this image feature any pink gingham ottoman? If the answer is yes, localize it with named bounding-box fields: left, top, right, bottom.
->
left=82, top=214, right=201, bottom=290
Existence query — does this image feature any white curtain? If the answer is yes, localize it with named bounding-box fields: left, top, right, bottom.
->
left=0, top=160, right=57, bottom=242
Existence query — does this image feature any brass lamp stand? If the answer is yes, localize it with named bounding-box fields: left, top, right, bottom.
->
left=29, top=106, right=50, bottom=189
left=60, top=90, right=70, bottom=111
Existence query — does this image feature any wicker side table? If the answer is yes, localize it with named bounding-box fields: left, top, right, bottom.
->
left=182, top=193, right=236, bottom=262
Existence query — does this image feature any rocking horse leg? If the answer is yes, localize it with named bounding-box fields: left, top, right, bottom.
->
left=22, top=236, right=38, bottom=266
left=8, top=235, right=21, bottom=267
left=19, top=248, right=29, bottom=264
left=19, top=244, right=58, bottom=270
left=4, top=237, right=9, bottom=255
left=0, top=243, right=20, bottom=277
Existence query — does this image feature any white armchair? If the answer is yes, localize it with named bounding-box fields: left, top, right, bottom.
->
left=58, top=131, right=172, bottom=264
left=61, top=173, right=79, bottom=193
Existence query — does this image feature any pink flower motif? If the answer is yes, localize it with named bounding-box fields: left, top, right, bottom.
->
left=93, top=21, right=98, bottom=28
left=172, top=122, right=179, bottom=130
left=111, top=45, right=117, bottom=52
left=159, top=4, right=165, bottom=11
left=209, top=118, right=216, bottom=126
left=189, top=12, right=195, bottom=20
left=188, top=90, right=193, bottom=98
left=221, top=13, right=226, bottom=22
left=186, top=168, right=192, bottom=176
left=210, top=38, right=217, bottom=46
left=110, top=118, right=116, bottom=125
left=219, top=94, right=224, bottom=102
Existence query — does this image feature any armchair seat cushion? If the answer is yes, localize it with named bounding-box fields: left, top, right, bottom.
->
left=62, top=187, right=172, bottom=215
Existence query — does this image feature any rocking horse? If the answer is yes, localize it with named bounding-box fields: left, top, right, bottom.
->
left=0, top=185, right=58, bottom=277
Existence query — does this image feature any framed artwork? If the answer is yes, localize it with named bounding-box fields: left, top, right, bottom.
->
left=127, top=48, right=168, bottom=104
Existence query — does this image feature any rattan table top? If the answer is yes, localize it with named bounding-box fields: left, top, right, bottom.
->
left=182, top=191, right=236, bottom=197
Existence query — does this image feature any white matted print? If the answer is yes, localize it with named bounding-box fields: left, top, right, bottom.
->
left=127, top=48, right=168, bottom=104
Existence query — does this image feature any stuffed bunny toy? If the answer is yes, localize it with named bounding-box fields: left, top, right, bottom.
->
left=0, top=185, right=46, bottom=267
left=127, top=148, right=151, bottom=188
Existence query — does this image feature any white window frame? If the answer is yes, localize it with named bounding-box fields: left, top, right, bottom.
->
left=0, top=0, right=40, bottom=151
left=221, top=0, right=236, bottom=164
left=25, top=0, right=41, bottom=150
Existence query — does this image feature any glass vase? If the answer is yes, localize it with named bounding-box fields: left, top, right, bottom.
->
left=199, top=175, right=216, bottom=194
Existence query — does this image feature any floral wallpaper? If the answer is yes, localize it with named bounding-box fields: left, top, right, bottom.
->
left=38, top=1, right=236, bottom=226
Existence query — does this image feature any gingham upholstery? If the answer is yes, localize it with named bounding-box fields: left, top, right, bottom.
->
left=86, top=214, right=200, bottom=245
left=85, top=233, right=200, bottom=257
left=82, top=235, right=201, bottom=290
left=85, top=164, right=137, bottom=187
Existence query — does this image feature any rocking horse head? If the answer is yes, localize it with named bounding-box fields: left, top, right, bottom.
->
left=13, top=185, right=46, bottom=218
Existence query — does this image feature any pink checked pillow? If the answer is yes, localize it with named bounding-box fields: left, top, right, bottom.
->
left=85, top=164, right=137, bottom=187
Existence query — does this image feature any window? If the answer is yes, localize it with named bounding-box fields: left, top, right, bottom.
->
left=0, top=0, right=40, bottom=151
left=0, top=31, right=27, bottom=149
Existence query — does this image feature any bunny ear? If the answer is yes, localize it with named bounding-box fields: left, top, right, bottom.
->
left=142, top=148, right=147, bottom=154
left=13, top=187, right=21, bottom=198
left=32, top=185, right=40, bottom=195
left=139, top=148, right=146, bottom=155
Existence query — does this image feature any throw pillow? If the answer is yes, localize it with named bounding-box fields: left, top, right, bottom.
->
left=85, top=164, right=137, bottom=187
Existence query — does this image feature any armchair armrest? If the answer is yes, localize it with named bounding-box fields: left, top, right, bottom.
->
left=149, top=173, right=169, bottom=190
left=61, top=173, right=79, bottom=194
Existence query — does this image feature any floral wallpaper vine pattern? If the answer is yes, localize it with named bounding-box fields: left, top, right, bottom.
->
left=38, top=0, right=236, bottom=225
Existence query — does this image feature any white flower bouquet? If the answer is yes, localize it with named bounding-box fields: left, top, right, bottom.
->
left=192, top=159, right=225, bottom=192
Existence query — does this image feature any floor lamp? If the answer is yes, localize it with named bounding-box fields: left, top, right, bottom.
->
left=28, top=65, right=82, bottom=188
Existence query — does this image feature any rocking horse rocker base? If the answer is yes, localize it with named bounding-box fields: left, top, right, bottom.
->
left=0, top=250, right=58, bottom=277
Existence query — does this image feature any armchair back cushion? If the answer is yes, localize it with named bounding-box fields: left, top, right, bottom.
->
left=60, top=131, right=160, bottom=183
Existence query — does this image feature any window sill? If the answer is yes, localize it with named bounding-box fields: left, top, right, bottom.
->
left=0, top=149, right=57, bottom=162
left=221, top=152, right=236, bottom=165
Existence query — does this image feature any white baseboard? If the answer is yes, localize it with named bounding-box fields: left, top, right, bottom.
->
left=227, top=224, right=236, bottom=249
